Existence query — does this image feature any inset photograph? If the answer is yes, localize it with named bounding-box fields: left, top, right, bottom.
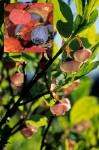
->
left=4, top=3, right=53, bottom=53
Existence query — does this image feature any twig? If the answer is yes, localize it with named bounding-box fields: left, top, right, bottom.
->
left=40, top=116, right=54, bottom=150
left=19, top=91, right=49, bottom=106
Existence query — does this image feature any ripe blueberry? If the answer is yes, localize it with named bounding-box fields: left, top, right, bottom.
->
left=30, top=12, right=44, bottom=22
left=31, top=26, right=48, bottom=45
left=15, top=24, right=23, bottom=35
left=46, top=24, right=53, bottom=33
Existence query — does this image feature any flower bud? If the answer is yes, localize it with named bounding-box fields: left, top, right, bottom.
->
left=20, top=123, right=38, bottom=138
left=60, top=58, right=81, bottom=74
left=10, top=73, right=24, bottom=86
left=74, top=47, right=92, bottom=62
left=61, top=98, right=71, bottom=111
left=50, top=79, right=56, bottom=91
left=71, top=79, right=80, bottom=89
left=50, top=98, right=71, bottom=116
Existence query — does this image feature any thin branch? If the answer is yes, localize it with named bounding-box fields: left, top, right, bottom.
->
left=19, top=91, right=49, bottom=106
left=44, top=73, right=54, bottom=99
left=40, top=116, right=54, bottom=150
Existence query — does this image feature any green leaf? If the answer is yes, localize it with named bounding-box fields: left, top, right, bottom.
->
left=73, top=141, right=86, bottom=150
left=87, top=0, right=99, bottom=13
left=44, top=94, right=55, bottom=106
left=67, top=61, right=99, bottom=82
left=27, top=115, right=48, bottom=127
left=71, top=77, right=92, bottom=102
left=75, top=0, right=86, bottom=16
left=70, top=96, right=99, bottom=125
left=78, top=9, right=98, bottom=34
left=88, top=42, right=99, bottom=62
left=8, top=53, right=22, bottom=61
left=73, top=15, right=82, bottom=32
left=56, top=0, right=73, bottom=38
left=37, top=0, right=46, bottom=2
left=48, top=0, right=66, bottom=25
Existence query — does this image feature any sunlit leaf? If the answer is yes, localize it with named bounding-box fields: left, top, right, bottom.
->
left=75, top=0, right=86, bottom=16
left=70, top=96, right=99, bottom=125
left=27, top=115, right=48, bottom=126
left=56, top=0, right=73, bottom=37
left=78, top=9, right=98, bottom=34
left=44, top=94, right=55, bottom=106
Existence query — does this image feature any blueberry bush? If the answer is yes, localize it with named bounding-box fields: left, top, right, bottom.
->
left=0, top=0, right=99, bottom=150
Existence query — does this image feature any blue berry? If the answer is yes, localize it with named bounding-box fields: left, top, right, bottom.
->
left=30, top=13, right=44, bottom=22
left=20, top=0, right=32, bottom=2
left=31, top=26, right=48, bottom=45
left=46, top=24, right=53, bottom=33
left=15, top=24, right=23, bottom=35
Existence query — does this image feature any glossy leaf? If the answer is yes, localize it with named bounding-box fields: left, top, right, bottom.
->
left=87, top=0, right=99, bottom=13
left=73, top=15, right=82, bottom=32
left=70, top=96, right=99, bottom=125
left=48, top=0, right=66, bottom=26
left=78, top=9, right=98, bottom=34
left=75, top=0, right=85, bottom=16
left=56, top=0, right=73, bottom=37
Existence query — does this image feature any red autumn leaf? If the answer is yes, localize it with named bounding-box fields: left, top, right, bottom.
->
left=4, top=37, right=23, bottom=52
left=20, top=20, right=40, bottom=41
left=4, top=3, right=28, bottom=12
left=21, top=46, right=46, bottom=53
left=9, top=9, right=31, bottom=25
left=49, top=11, right=53, bottom=24
left=4, top=17, right=11, bottom=29
left=7, top=24, right=16, bottom=37
left=29, top=3, right=53, bottom=11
